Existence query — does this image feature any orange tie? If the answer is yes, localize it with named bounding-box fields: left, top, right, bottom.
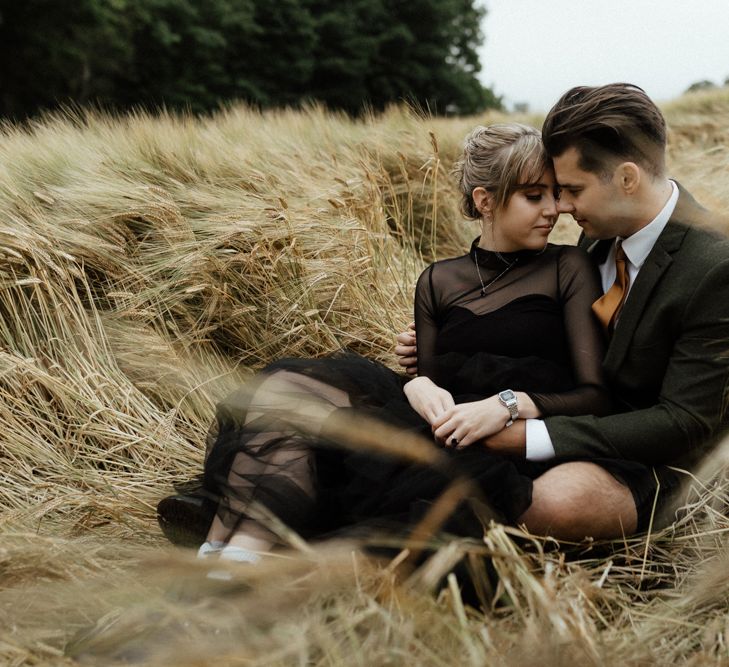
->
left=592, top=241, right=630, bottom=334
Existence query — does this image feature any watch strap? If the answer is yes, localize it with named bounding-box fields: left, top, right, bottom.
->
left=498, top=389, right=519, bottom=427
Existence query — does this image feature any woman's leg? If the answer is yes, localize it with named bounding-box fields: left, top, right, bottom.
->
left=203, top=369, right=352, bottom=555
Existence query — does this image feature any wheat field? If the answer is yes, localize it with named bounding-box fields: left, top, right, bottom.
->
left=1, top=88, right=729, bottom=666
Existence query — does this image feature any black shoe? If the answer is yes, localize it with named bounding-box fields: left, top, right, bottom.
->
left=156, top=494, right=215, bottom=547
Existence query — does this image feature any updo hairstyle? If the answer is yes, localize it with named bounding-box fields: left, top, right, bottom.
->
left=454, top=123, right=550, bottom=220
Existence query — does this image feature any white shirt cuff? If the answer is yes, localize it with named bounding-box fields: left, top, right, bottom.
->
left=525, top=419, right=555, bottom=461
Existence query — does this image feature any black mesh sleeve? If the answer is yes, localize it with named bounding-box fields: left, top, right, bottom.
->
left=529, top=247, right=613, bottom=416
left=413, top=263, right=440, bottom=381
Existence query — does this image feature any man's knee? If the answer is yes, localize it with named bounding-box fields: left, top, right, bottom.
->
left=519, top=462, right=638, bottom=540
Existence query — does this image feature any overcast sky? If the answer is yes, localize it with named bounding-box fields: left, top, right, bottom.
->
left=478, top=0, right=729, bottom=112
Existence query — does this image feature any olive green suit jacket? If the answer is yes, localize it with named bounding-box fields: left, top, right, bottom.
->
left=545, top=186, right=729, bottom=467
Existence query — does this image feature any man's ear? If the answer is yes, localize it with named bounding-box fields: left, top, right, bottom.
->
left=472, top=187, right=494, bottom=217
left=616, top=162, right=641, bottom=194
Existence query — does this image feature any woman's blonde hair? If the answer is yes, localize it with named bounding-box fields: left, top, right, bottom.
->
left=454, top=123, right=550, bottom=219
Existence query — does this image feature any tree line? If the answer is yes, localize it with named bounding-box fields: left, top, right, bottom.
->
left=0, top=0, right=501, bottom=120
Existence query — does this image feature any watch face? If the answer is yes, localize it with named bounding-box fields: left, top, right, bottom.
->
left=499, top=390, right=516, bottom=402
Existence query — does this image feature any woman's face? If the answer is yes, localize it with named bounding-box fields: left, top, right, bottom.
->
left=490, top=167, right=559, bottom=252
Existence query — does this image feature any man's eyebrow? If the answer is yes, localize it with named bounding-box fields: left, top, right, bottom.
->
left=556, top=183, right=581, bottom=189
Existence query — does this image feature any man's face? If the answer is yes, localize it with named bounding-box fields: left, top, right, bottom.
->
left=553, top=147, right=625, bottom=239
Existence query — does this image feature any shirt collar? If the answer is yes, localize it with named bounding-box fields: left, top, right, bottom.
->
left=619, top=180, right=679, bottom=268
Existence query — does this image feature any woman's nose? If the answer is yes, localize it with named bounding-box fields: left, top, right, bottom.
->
left=543, top=194, right=558, bottom=218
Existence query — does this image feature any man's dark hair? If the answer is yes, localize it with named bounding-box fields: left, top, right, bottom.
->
left=542, top=83, right=667, bottom=178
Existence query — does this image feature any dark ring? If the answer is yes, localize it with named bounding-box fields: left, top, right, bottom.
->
left=450, top=437, right=458, bottom=446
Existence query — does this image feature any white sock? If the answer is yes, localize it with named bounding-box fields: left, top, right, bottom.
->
left=197, top=541, right=224, bottom=559
left=220, top=545, right=262, bottom=564
left=205, top=546, right=261, bottom=580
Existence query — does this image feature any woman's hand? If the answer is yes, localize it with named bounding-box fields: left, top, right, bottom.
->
left=403, top=376, right=455, bottom=425
left=395, top=322, right=418, bottom=375
left=431, top=396, right=511, bottom=449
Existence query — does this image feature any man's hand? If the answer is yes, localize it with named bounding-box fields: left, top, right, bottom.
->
left=431, top=396, right=511, bottom=448
left=395, top=321, right=418, bottom=375
left=403, top=376, right=454, bottom=425
left=482, top=421, right=527, bottom=457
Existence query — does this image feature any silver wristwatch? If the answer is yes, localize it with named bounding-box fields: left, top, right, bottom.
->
left=498, top=389, right=519, bottom=427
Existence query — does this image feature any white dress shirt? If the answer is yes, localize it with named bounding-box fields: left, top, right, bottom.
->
left=525, top=181, right=680, bottom=461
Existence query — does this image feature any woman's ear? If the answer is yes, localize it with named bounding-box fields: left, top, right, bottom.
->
left=472, top=187, right=493, bottom=217
left=617, top=162, right=641, bottom=194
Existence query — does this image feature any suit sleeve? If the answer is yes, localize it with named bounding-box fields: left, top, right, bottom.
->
left=545, top=257, right=729, bottom=464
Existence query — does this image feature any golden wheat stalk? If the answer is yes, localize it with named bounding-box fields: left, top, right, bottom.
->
left=0, top=92, right=727, bottom=665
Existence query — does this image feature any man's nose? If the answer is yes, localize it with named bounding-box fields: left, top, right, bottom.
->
left=556, top=196, right=575, bottom=214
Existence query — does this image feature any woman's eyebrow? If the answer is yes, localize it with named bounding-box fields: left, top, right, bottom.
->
left=516, top=182, right=550, bottom=189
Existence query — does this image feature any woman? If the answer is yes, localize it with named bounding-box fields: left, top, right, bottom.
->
left=159, top=123, right=611, bottom=562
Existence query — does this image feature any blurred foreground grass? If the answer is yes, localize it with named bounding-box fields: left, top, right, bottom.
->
left=1, top=89, right=729, bottom=665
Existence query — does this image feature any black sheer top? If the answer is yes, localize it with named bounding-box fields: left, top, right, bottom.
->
left=414, top=240, right=612, bottom=417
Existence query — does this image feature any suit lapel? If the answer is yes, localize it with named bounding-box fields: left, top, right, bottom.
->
left=582, top=237, right=612, bottom=264
left=603, top=236, right=674, bottom=371
left=603, top=201, right=693, bottom=372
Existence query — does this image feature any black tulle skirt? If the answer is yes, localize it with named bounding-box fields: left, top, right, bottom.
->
left=200, top=351, right=571, bottom=545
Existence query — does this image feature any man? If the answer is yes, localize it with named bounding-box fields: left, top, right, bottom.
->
left=396, top=83, right=729, bottom=539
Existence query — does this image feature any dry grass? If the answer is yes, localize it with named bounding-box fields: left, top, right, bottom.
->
left=0, top=92, right=728, bottom=665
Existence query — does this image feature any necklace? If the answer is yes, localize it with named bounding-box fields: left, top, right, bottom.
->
left=493, top=248, right=516, bottom=266
left=473, top=251, right=518, bottom=297
left=473, top=221, right=521, bottom=297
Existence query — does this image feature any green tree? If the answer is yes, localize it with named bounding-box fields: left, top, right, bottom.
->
left=305, top=0, right=499, bottom=114
left=304, top=0, right=382, bottom=111
left=225, top=0, right=317, bottom=106
left=0, top=0, right=131, bottom=117
left=685, top=79, right=717, bottom=94
left=0, top=0, right=500, bottom=119
left=110, top=0, right=251, bottom=112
